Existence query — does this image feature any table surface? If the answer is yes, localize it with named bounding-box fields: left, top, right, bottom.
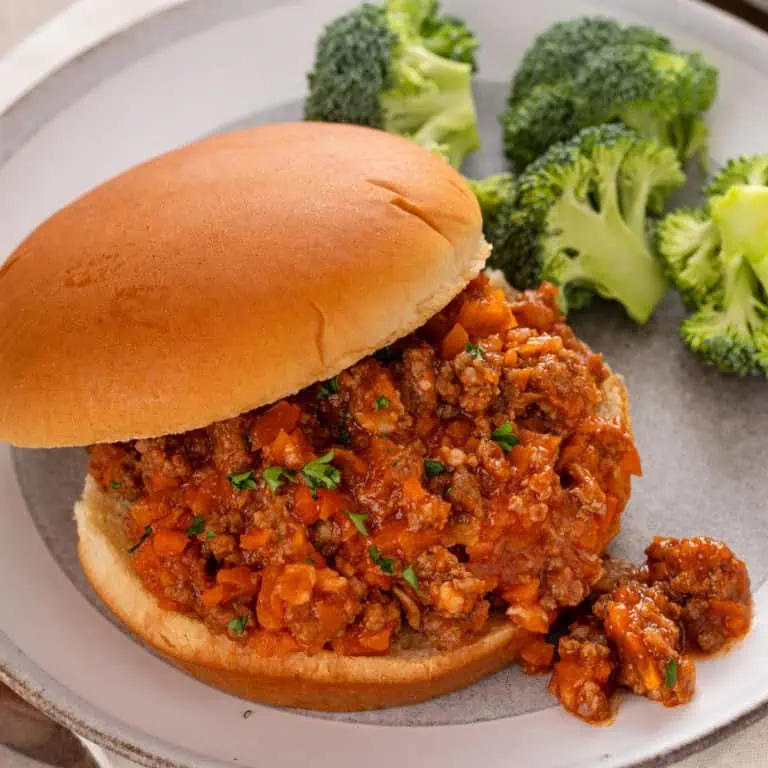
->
left=1, top=1, right=767, bottom=767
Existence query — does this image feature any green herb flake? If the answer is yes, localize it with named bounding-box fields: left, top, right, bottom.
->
left=369, top=545, right=395, bottom=574
left=205, top=531, right=217, bottom=541
left=262, top=466, right=297, bottom=493
left=446, top=486, right=453, bottom=497
left=492, top=422, right=520, bottom=452
left=345, top=510, right=370, bottom=537
left=403, top=565, right=419, bottom=592
left=109, top=481, right=122, bottom=490
left=424, top=458, right=446, bottom=478
left=186, top=515, right=206, bottom=536
left=316, top=376, right=341, bottom=400
left=228, top=470, right=258, bottom=492
left=374, top=396, right=390, bottom=410
left=128, top=525, right=152, bottom=554
left=227, top=616, right=248, bottom=636
left=665, top=658, right=678, bottom=689
left=305, top=556, right=316, bottom=565
left=465, top=342, right=485, bottom=360
left=301, top=451, right=342, bottom=494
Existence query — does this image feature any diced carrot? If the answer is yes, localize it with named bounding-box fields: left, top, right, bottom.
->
left=520, top=637, right=555, bottom=670
left=250, top=401, right=302, bottom=450
left=240, top=529, right=273, bottom=550
left=401, top=475, right=427, bottom=502
left=294, top=483, right=319, bottom=525
left=268, top=427, right=313, bottom=469
left=359, top=629, right=392, bottom=652
left=620, top=446, right=643, bottom=477
left=503, top=580, right=540, bottom=604
left=317, top=489, right=349, bottom=521
left=519, top=335, right=563, bottom=358
left=201, top=584, right=225, bottom=607
left=440, top=323, right=469, bottom=360
left=457, top=294, right=513, bottom=336
left=503, top=349, right=518, bottom=368
left=152, top=529, right=188, bottom=557
left=332, top=449, right=368, bottom=476
left=217, top=567, right=254, bottom=589
left=509, top=444, right=531, bottom=473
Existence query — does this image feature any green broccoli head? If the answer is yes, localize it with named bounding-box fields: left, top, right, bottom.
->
left=305, top=0, right=479, bottom=168
left=500, top=82, right=579, bottom=170
left=573, top=45, right=718, bottom=162
left=508, top=124, right=683, bottom=323
left=706, top=154, right=768, bottom=196
left=509, top=17, right=671, bottom=105
left=657, top=209, right=721, bottom=308
left=468, top=173, right=516, bottom=219
left=660, top=154, right=768, bottom=376
left=680, top=261, right=768, bottom=376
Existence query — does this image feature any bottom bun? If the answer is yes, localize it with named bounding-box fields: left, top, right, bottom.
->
left=75, top=476, right=532, bottom=710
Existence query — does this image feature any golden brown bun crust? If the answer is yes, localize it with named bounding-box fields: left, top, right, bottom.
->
left=74, top=371, right=631, bottom=711
left=0, top=123, right=487, bottom=448
left=75, top=476, right=530, bottom=710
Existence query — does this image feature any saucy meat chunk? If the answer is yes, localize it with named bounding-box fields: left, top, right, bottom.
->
left=644, top=537, right=751, bottom=652
left=594, top=583, right=695, bottom=707
left=549, top=617, right=617, bottom=724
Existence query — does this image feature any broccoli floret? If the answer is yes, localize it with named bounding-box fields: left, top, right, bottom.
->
left=505, top=124, right=683, bottom=323
left=509, top=17, right=671, bottom=105
left=573, top=46, right=718, bottom=162
left=468, top=173, right=516, bottom=219
left=500, top=83, right=580, bottom=170
left=706, top=154, right=768, bottom=196
left=681, top=262, right=768, bottom=376
left=659, top=154, right=768, bottom=376
left=657, top=209, right=721, bottom=308
left=305, top=0, right=479, bottom=168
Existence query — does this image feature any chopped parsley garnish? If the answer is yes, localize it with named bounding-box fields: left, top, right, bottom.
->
left=424, top=458, right=446, bottom=478
left=205, top=531, right=217, bottom=541
left=446, top=486, right=453, bottom=497
left=665, top=658, right=678, bottom=688
left=345, top=510, right=370, bottom=537
left=262, top=466, right=297, bottom=493
left=305, top=556, right=317, bottom=564
left=374, top=396, right=390, bottom=410
left=228, top=470, right=257, bottom=492
left=336, top=423, right=351, bottom=445
left=369, top=546, right=394, bottom=574
left=316, top=376, right=341, bottom=400
left=109, top=481, right=122, bottom=490
left=186, top=516, right=205, bottom=536
left=301, top=451, right=342, bottom=495
left=403, top=565, right=419, bottom=592
left=465, top=342, right=485, bottom=359
left=492, top=422, right=520, bottom=452
left=227, top=616, right=248, bottom=636
left=128, top=525, right=152, bottom=554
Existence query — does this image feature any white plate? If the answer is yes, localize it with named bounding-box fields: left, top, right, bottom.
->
left=1, top=1, right=768, bottom=767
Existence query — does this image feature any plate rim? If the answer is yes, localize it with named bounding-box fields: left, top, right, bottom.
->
left=2, top=1, right=768, bottom=767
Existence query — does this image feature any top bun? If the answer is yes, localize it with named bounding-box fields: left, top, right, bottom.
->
left=0, top=123, right=488, bottom=448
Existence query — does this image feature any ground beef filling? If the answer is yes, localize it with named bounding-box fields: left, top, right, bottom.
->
left=89, top=277, right=641, bottom=657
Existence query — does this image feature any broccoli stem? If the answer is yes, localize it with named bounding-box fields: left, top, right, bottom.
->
left=722, top=258, right=764, bottom=335
left=547, top=187, right=668, bottom=324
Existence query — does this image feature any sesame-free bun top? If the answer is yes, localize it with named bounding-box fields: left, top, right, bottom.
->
left=0, top=123, right=488, bottom=448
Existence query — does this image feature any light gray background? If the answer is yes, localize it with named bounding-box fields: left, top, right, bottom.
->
left=1, top=2, right=767, bottom=767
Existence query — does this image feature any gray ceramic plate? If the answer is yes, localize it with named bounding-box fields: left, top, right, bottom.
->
left=1, top=0, right=767, bottom=766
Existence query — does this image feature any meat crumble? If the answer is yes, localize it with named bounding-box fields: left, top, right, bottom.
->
left=87, top=275, right=751, bottom=721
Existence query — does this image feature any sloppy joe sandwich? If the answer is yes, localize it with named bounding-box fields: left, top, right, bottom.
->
left=0, top=122, right=654, bottom=711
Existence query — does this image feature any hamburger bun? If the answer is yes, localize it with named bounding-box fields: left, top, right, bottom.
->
left=0, top=122, right=488, bottom=449
left=75, top=373, right=631, bottom=711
